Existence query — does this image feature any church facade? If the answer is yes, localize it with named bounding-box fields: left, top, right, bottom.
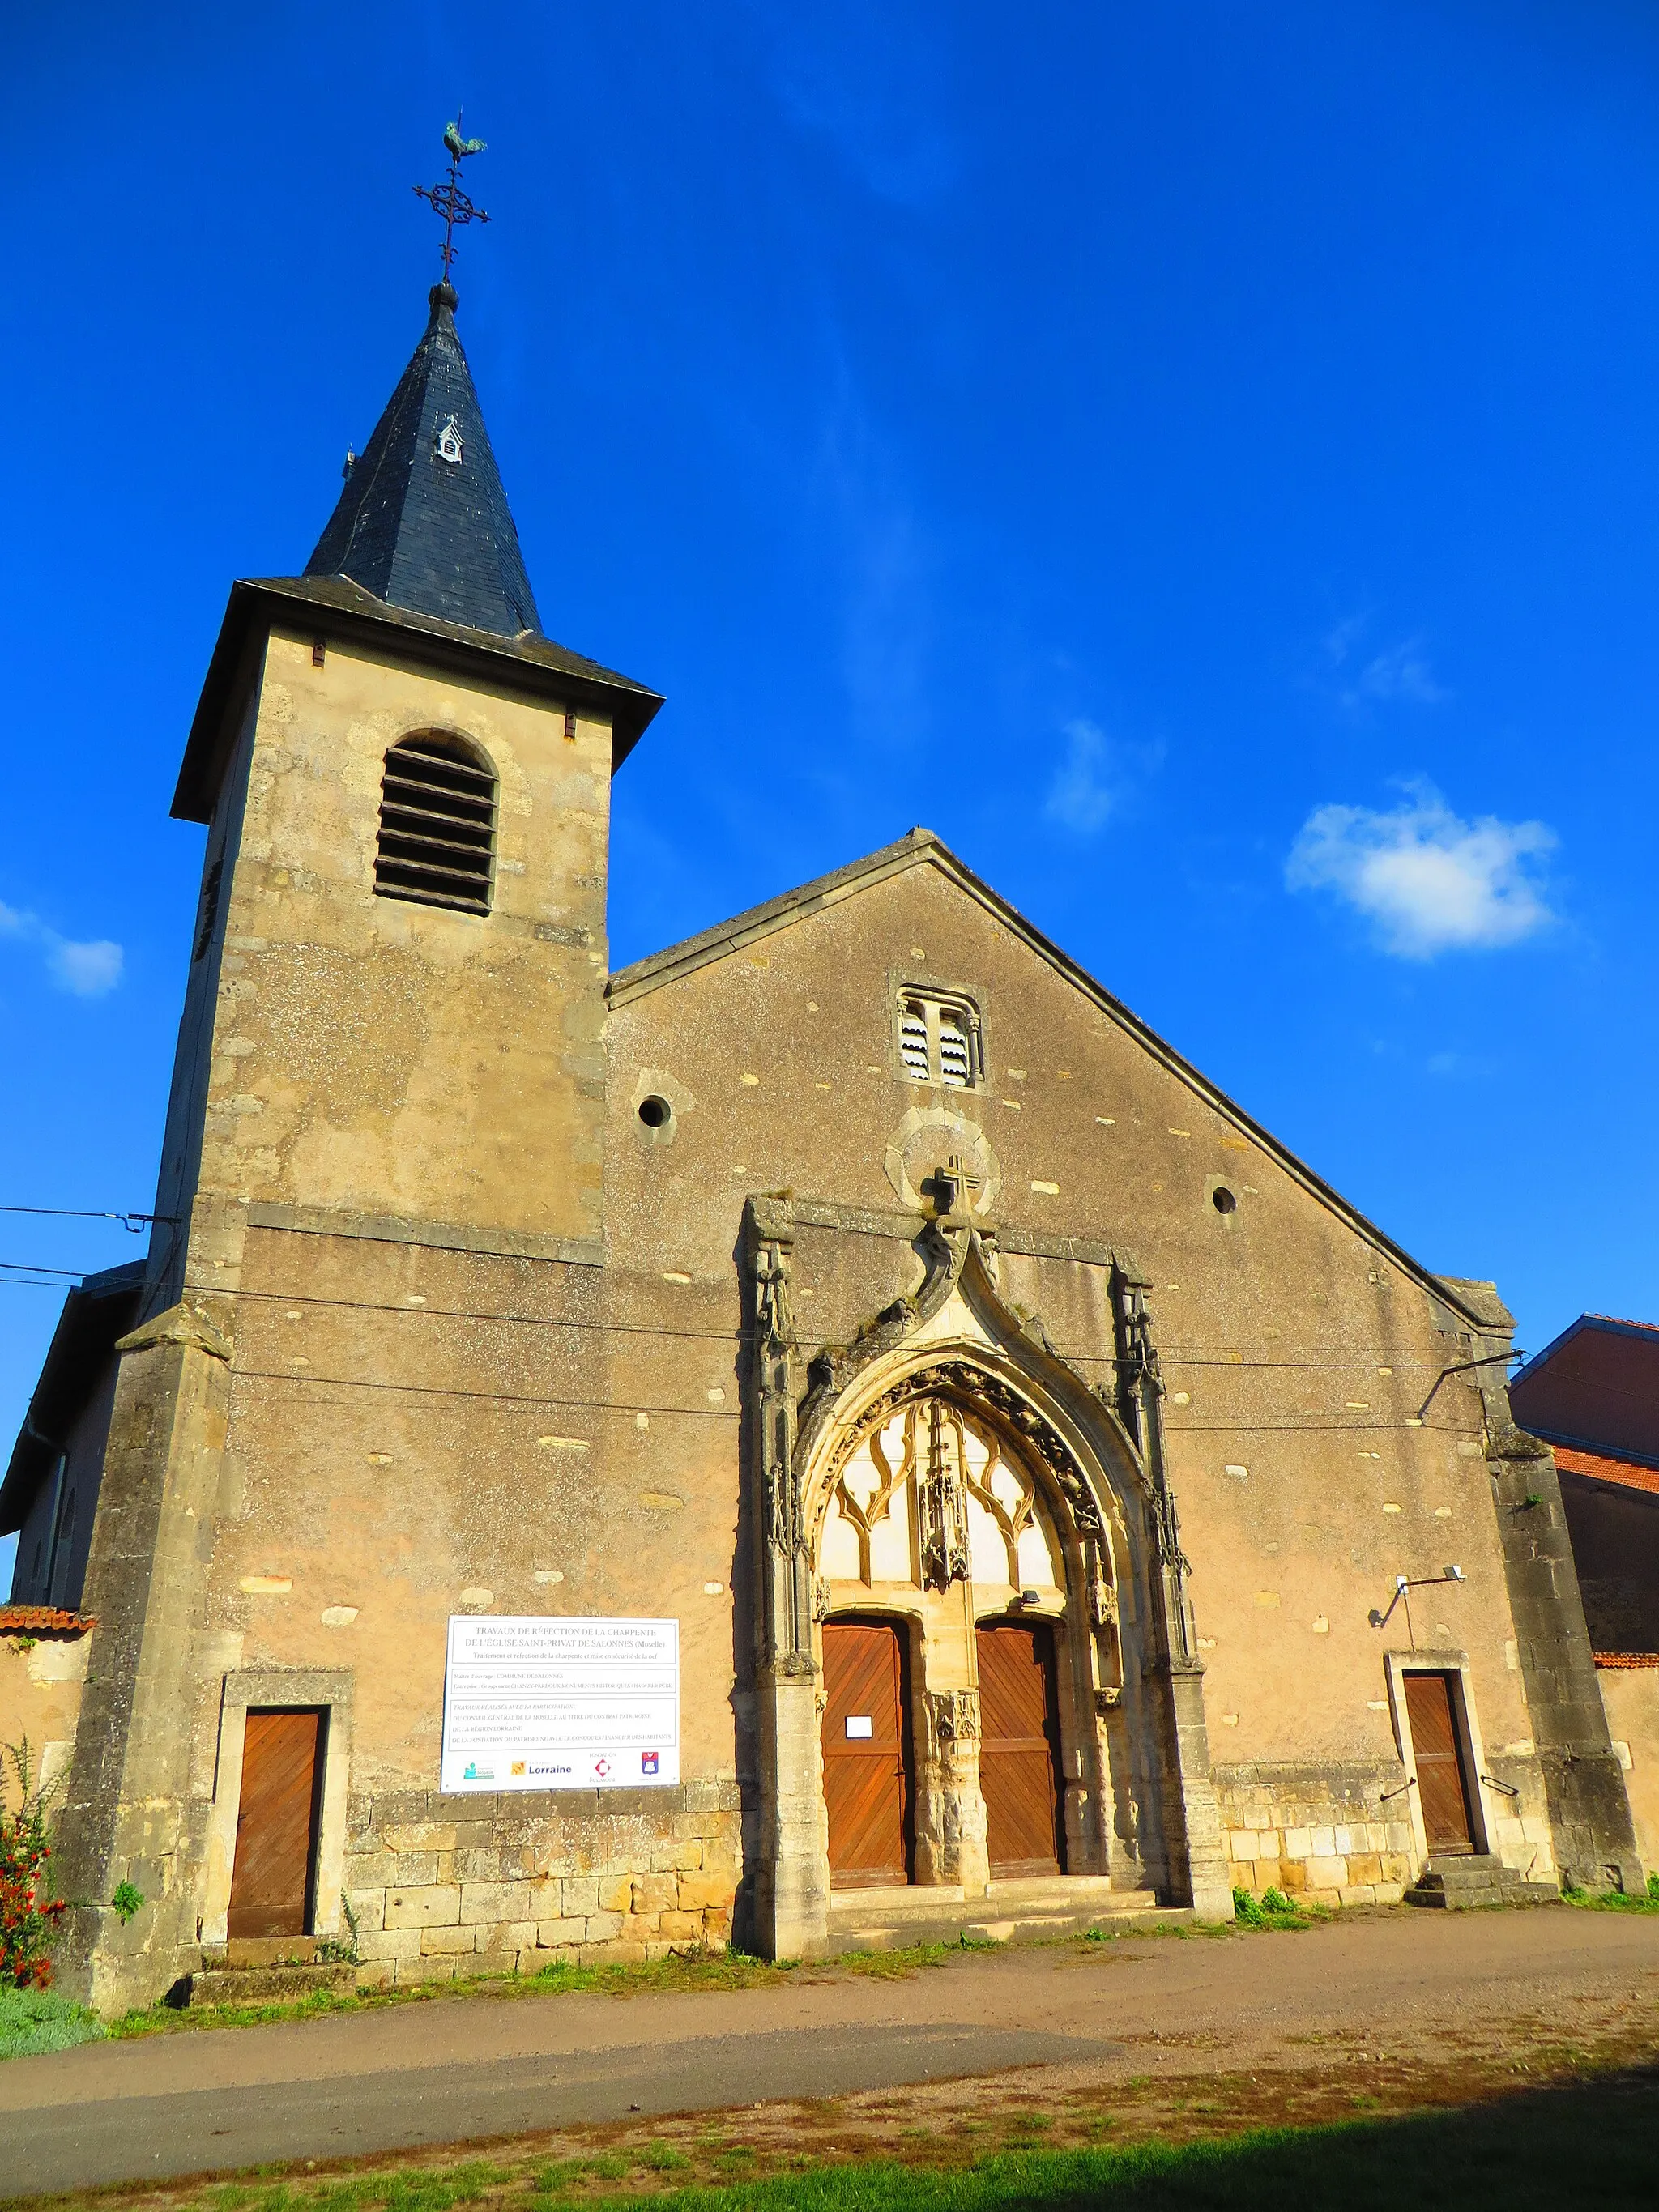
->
left=2, top=280, right=1642, bottom=2012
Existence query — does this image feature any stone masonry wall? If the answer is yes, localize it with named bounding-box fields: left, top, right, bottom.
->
left=1218, top=1763, right=1424, bottom=1908
left=341, top=1782, right=740, bottom=1986
left=1214, top=1762, right=1557, bottom=1907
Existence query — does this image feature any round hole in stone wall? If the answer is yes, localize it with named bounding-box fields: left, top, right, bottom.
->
left=1212, top=1185, right=1237, bottom=1215
left=638, top=1095, right=672, bottom=1129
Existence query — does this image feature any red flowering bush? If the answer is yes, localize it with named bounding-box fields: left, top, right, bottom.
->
left=2, top=1740, right=68, bottom=1988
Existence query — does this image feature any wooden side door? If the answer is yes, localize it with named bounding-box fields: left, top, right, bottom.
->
left=228, top=1708, right=326, bottom=1938
left=1404, top=1671, right=1477, bottom=1856
left=977, top=1620, right=1066, bottom=1878
left=821, top=1619, right=912, bottom=1888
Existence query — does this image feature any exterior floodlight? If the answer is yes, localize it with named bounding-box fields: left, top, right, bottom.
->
left=1368, top=1564, right=1469, bottom=1646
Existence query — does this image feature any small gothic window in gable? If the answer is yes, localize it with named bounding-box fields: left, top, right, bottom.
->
left=896, top=990, right=983, bottom=1088
left=375, top=733, right=496, bottom=916
left=434, top=413, right=464, bottom=465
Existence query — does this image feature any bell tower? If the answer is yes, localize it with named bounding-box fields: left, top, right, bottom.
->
left=51, top=254, right=660, bottom=2009
left=146, top=277, right=662, bottom=1312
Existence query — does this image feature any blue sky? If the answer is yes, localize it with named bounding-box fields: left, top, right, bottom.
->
left=6, top=2, right=1659, bottom=1590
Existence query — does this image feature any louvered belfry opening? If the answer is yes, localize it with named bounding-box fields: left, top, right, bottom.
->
left=937, top=1008, right=972, bottom=1087
left=375, top=734, right=496, bottom=914
left=899, top=1000, right=932, bottom=1080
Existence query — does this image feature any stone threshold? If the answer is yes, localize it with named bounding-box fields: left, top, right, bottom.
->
left=828, top=1873, right=1188, bottom=1953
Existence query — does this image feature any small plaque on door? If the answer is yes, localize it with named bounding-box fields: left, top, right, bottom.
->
left=844, top=1715, right=873, bottom=1739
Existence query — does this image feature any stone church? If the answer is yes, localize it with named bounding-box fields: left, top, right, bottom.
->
left=1, top=273, right=1643, bottom=2011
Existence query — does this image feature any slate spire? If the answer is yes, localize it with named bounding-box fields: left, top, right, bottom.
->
left=305, top=282, right=542, bottom=638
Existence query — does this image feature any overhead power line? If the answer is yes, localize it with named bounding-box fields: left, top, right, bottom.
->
left=0, top=1206, right=169, bottom=1232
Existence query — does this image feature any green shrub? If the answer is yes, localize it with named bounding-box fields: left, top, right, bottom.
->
left=1, top=1740, right=69, bottom=1988
left=0, top=1985, right=106, bottom=2060
left=1233, top=1884, right=1301, bottom=1928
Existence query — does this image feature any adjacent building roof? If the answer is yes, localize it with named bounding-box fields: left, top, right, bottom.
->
left=0, top=1606, right=94, bottom=1636
left=1553, top=1444, right=1659, bottom=1499
left=0, top=1261, right=146, bottom=1538
left=307, top=281, right=541, bottom=639
left=1511, top=1314, right=1659, bottom=1464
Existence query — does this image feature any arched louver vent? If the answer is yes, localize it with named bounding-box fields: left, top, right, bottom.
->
left=899, top=1000, right=932, bottom=1080
left=937, top=1008, right=972, bottom=1088
left=894, top=988, right=983, bottom=1088
left=374, top=735, right=496, bottom=915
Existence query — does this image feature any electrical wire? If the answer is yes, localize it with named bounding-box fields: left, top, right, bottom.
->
left=232, top=1366, right=741, bottom=1419
left=181, top=1282, right=1508, bottom=1378
left=0, top=1206, right=167, bottom=1231
left=181, top=1281, right=742, bottom=1345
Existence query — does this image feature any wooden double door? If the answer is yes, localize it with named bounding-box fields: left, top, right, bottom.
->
left=977, top=1620, right=1066, bottom=1878
left=821, top=1616, right=1067, bottom=1888
left=821, top=1619, right=914, bottom=1886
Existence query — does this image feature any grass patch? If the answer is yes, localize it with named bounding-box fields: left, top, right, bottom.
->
left=47, top=2074, right=1658, bottom=2212
left=1230, top=1884, right=1320, bottom=1930
left=1563, top=1873, right=1659, bottom=1915
left=98, top=1937, right=999, bottom=2044
left=0, top=1986, right=106, bottom=2061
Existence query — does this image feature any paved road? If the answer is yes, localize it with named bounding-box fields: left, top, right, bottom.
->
left=3, top=1911, right=1657, bottom=2197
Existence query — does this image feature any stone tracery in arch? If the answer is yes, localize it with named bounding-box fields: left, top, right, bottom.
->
left=811, top=1354, right=1120, bottom=1655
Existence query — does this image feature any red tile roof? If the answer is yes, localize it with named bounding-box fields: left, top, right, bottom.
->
left=1554, top=1445, right=1659, bottom=1497
left=0, top=1606, right=94, bottom=1634
left=1594, top=1652, right=1659, bottom=1669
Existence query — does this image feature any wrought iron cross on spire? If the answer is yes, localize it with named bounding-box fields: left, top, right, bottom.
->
left=413, top=115, right=490, bottom=281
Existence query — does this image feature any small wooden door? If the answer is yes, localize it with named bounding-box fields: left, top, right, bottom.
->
left=1404, top=1671, right=1477, bottom=1856
left=821, top=1620, right=912, bottom=1887
left=977, top=1620, right=1066, bottom=1877
left=228, top=1708, right=326, bottom=1938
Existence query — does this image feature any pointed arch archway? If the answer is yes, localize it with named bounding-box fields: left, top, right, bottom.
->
left=744, top=1204, right=1233, bottom=1957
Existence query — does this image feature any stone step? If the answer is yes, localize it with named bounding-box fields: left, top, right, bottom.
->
left=223, top=1935, right=331, bottom=1967
left=1405, top=1857, right=1561, bottom=1912
left=829, top=1880, right=1182, bottom=1954
left=189, top=1960, right=358, bottom=2007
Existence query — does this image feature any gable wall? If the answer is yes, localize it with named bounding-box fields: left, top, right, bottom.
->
left=606, top=860, right=1552, bottom=1897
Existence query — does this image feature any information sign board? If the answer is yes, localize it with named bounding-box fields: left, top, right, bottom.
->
left=440, top=1615, right=680, bottom=1792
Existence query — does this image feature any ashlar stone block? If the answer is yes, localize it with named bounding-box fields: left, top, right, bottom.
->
left=420, top=1924, right=480, bottom=1954
left=676, top=1872, right=735, bottom=1912
left=386, top=1886, right=461, bottom=1929
left=356, top=1927, right=420, bottom=1962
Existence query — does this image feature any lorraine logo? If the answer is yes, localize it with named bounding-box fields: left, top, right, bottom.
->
left=594, top=1758, right=611, bottom=1779
left=510, top=1761, right=527, bottom=1777
left=641, top=1751, right=659, bottom=1776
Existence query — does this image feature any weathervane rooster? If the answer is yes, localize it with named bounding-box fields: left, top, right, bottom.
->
left=414, top=115, right=491, bottom=283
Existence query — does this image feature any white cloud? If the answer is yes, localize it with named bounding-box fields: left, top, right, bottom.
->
left=1044, top=718, right=1118, bottom=834
left=1285, top=782, right=1557, bottom=958
left=1324, top=617, right=1449, bottom=709
left=0, top=899, right=124, bottom=997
